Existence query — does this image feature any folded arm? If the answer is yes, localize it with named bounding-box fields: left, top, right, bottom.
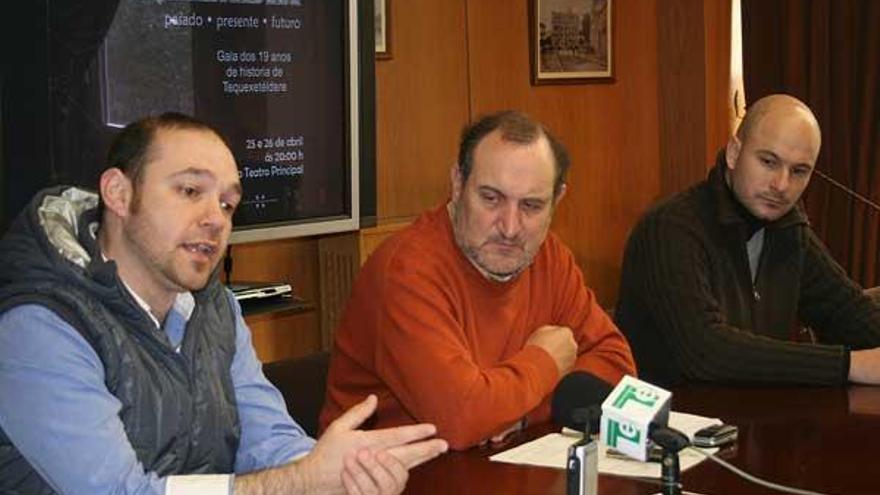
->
left=621, top=217, right=847, bottom=385
left=797, top=231, right=880, bottom=384
left=373, top=243, right=633, bottom=449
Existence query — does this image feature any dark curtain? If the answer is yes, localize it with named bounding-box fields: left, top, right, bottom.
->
left=742, top=0, right=880, bottom=287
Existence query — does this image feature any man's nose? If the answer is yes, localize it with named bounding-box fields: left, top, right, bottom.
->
left=497, top=204, right=522, bottom=239
left=770, top=168, right=791, bottom=193
left=199, top=198, right=228, bottom=232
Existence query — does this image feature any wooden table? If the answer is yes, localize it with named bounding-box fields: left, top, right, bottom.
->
left=406, top=385, right=880, bottom=494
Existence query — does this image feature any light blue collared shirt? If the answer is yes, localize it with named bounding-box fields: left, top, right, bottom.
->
left=0, top=292, right=315, bottom=494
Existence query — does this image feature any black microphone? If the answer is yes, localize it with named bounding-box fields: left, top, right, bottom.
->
left=649, top=425, right=690, bottom=452
left=551, top=371, right=613, bottom=433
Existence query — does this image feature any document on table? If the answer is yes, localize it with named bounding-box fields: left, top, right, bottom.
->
left=489, top=411, right=722, bottom=478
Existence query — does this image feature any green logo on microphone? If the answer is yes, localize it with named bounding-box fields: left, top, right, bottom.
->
left=604, top=419, right=641, bottom=447
left=612, top=384, right=659, bottom=409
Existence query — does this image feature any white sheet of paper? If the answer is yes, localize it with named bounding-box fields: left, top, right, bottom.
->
left=166, top=474, right=232, bottom=495
left=489, top=411, right=722, bottom=478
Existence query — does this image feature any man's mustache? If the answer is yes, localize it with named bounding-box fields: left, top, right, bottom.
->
left=485, top=236, right=523, bottom=247
left=759, top=193, right=787, bottom=205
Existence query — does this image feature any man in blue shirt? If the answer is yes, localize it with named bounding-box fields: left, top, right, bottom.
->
left=0, top=113, right=447, bottom=494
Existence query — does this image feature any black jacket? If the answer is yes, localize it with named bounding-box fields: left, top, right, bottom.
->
left=615, top=155, right=880, bottom=386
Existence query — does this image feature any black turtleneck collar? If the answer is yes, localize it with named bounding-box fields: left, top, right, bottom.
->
left=722, top=167, right=767, bottom=238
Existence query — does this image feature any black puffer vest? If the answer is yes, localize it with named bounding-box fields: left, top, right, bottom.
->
left=0, top=187, right=241, bottom=493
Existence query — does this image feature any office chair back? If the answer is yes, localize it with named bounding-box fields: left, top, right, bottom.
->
left=262, top=350, right=330, bottom=438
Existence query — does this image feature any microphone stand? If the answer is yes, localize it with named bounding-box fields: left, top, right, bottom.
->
left=659, top=449, right=682, bottom=495
left=649, top=426, right=690, bottom=495
left=812, top=168, right=880, bottom=214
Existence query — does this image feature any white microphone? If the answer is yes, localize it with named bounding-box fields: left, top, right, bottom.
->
left=599, top=375, right=672, bottom=462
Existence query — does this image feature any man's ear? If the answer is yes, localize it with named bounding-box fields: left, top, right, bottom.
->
left=553, top=183, right=567, bottom=206
left=99, top=168, right=133, bottom=218
left=725, top=136, right=742, bottom=171
left=450, top=165, right=464, bottom=202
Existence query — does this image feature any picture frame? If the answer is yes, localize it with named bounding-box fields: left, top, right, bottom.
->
left=375, top=0, right=391, bottom=60
left=529, top=0, right=613, bottom=84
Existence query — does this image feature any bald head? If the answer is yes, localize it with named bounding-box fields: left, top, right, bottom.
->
left=725, top=94, right=822, bottom=221
left=736, top=94, right=821, bottom=150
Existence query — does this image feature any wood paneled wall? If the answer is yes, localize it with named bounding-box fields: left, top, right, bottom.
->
left=704, top=0, right=735, bottom=166
left=466, top=0, right=662, bottom=305
left=238, top=0, right=733, bottom=361
left=374, top=1, right=471, bottom=221
left=657, top=1, right=733, bottom=199
left=233, top=238, right=321, bottom=360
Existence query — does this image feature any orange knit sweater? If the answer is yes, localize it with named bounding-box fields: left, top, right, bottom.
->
left=319, top=205, right=635, bottom=449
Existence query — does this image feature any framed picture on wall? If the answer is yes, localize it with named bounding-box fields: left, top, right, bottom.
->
left=530, top=0, right=613, bottom=84
left=375, top=0, right=391, bottom=59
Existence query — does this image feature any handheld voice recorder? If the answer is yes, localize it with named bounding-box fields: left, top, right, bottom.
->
left=566, top=435, right=598, bottom=495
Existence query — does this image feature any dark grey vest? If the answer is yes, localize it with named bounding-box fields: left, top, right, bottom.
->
left=0, top=187, right=241, bottom=493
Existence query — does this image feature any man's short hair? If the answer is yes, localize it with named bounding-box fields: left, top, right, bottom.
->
left=735, top=101, right=772, bottom=144
left=457, top=111, right=570, bottom=198
left=106, top=112, right=225, bottom=186
left=100, top=113, right=226, bottom=217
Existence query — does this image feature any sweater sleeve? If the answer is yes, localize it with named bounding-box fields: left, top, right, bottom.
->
left=372, top=260, right=560, bottom=450
left=798, top=229, right=880, bottom=350
left=525, top=240, right=636, bottom=425
left=554, top=240, right=635, bottom=381
left=622, top=214, right=847, bottom=385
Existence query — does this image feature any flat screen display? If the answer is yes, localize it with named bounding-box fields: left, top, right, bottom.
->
left=1, top=0, right=367, bottom=242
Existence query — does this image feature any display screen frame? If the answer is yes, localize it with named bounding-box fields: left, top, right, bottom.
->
left=227, top=0, right=361, bottom=244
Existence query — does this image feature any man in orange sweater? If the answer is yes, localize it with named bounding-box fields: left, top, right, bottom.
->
left=320, top=111, right=635, bottom=450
